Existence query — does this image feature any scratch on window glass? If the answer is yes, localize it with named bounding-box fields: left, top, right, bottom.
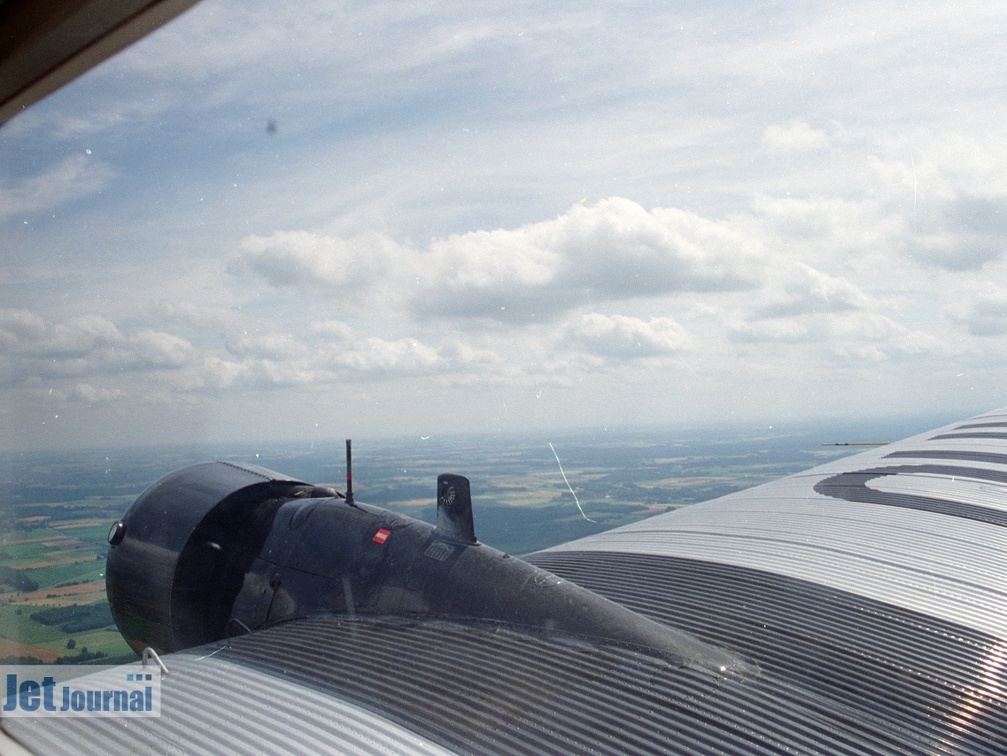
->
left=549, top=442, right=595, bottom=523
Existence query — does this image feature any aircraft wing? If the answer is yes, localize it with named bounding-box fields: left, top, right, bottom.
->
left=4, top=410, right=1007, bottom=753
left=0, top=0, right=201, bottom=125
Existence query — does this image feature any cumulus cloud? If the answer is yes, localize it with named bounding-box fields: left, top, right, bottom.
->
left=723, top=294, right=943, bottom=361
left=0, top=310, right=195, bottom=386
left=0, top=311, right=121, bottom=359
left=749, top=194, right=898, bottom=257
left=762, top=121, right=828, bottom=153
left=308, top=322, right=473, bottom=377
left=223, top=186, right=978, bottom=383
left=0, top=310, right=48, bottom=348
left=419, top=198, right=762, bottom=321
left=331, top=337, right=441, bottom=374
left=127, top=330, right=195, bottom=368
left=231, top=231, right=401, bottom=290
left=563, top=313, right=690, bottom=358
left=188, top=356, right=246, bottom=391
left=728, top=317, right=813, bottom=344
left=755, top=264, right=872, bottom=318
left=905, top=196, right=1007, bottom=270
left=224, top=331, right=307, bottom=360
left=20, top=382, right=127, bottom=405
left=947, top=289, right=1007, bottom=336
left=436, top=340, right=502, bottom=371
left=0, top=307, right=467, bottom=403
left=67, top=383, right=126, bottom=403
left=231, top=198, right=763, bottom=324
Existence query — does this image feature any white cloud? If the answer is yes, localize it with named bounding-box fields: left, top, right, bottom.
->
left=0, top=312, right=120, bottom=359
left=436, top=339, right=502, bottom=370
left=67, top=383, right=126, bottom=403
left=231, top=231, right=400, bottom=290
left=224, top=331, right=307, bottom=360
left=231, top=198, right=763, bottom=324
left=0, top=310, right=47, bottom=348
left=330, top=337, right=441, bottom=374
left=0, top=310, right=196, bottom=388
left=947, top=287, right=1007, bottom=336
left=749, top=194, right=898, bottom=258
left=563, top=313, right=690, bottom=358
left=0, top=155, right=113, bottom=218
left=905, top=196, right=1007, bottom=270
left=728, top=317, right=813, bottom=344
left=763, top=122, right=828, bottom=153
left=126, top=330, right=195, bottom=368
left=722, top=292, right=944, bottom=363
left=755, top=264, right=872, bottom=319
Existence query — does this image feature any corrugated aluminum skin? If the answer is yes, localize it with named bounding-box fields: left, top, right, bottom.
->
left=541, top=410, right=1007, bottom=640
left=4, top=645, right=453, bottom=755
left=5, top=410, right=1007, bottom=753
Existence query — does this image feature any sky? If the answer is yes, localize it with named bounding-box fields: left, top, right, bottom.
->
left=1, top=0, right=1006, bottom=450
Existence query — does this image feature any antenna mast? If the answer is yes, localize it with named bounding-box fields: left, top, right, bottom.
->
left=345, top=439, right=354, bottom=506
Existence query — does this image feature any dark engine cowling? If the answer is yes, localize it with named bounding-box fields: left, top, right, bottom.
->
left=105, top=461, right=325, bottom=655
left=106, top=460, right=751, bottom=677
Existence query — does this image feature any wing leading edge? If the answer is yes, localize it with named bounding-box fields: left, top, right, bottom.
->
left=4, top=410, right=1007, bottom=753
left=0, top=0, right=201, bottom=125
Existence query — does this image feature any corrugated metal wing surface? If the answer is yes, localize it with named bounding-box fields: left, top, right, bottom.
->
left=4, top=646, right=454, bottom=755
left=6, top=614, right=988, bottom=754
left=531, top=409, right=1007, bottom=752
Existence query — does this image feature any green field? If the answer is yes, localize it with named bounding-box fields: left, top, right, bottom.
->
left=0, top=470, right=135, bottom=663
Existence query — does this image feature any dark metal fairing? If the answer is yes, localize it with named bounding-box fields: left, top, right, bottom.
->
left=108, top=462, right=748, bottom=677
left=230, top=498, right=433, bottom=630
left=105, top=461, right=309, bottom=655
left=372, top=533, right=752, bottom=675
left=226, top=495, right=751, bottom=675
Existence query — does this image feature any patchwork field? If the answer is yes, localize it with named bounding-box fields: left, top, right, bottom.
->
left=0, top=493, right=134, bottom=664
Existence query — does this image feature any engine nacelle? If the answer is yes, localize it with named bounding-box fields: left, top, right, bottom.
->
left=105, top=461, right=327, bottom=654
left=106, top=460, right=751, bottom=677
